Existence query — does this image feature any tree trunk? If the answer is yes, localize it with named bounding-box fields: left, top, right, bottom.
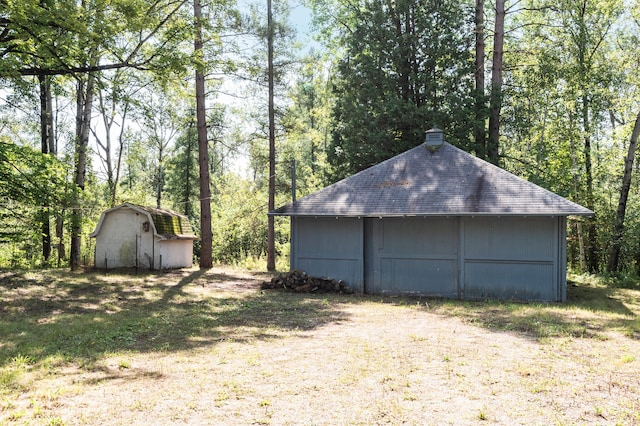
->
left=487, top=0, right=504, bottom=166
left=70, top=72, right=95, bottom=270
left=183, top=119, right=195, bottom=218
left=474, top=0, right=486, bottom=159
left=38, top=74, right=54, bottom=262
left=568, top=112, right=586, bottom=272
left=195, top=0, right=212, bottom=268
left=582, top=95, right=598, bottom=273
left=156, top=147, right=163, bottom=209
left=112, top=102, right=128, bottom=207
left=56, top=212, right=65, bottom=267
left=607, top=110, right=640, bottom=272
left=266, top=0, right=276, bottom=271
left=95, top=89, right=115, bottom=204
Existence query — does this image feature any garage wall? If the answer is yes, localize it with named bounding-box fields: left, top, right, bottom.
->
left=462, top=217, right=560, bottom=301
left=291, top=217, right=364, bottom=292
left=290, top=216, right=566, bottom=302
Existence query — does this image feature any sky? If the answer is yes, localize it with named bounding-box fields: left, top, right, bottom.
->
left=289, top=1, right=315, bottom=47
left=221, top=0, right=321, bottom=176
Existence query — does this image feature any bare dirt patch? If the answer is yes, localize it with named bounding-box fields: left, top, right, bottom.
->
left=1, top=267, right=639, bottom=425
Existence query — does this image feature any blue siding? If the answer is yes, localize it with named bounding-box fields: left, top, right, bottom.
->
left=380, top=258, right=458, bottom=295
left=291, top=217, right=364, bottom=292
left=463, top=217, right=555, bottom=261
left=462, top=217, right=559, bottom=301
left=366, top=217, right=458, bottom=297
left=291, top=216, right=565, bottom=302
left=464, top=262, right=555, bottom=300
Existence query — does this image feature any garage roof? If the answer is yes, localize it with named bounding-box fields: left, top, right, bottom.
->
left=270, top=142, right=593, bottom=217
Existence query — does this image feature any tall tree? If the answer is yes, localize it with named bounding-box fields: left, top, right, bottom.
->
left=606, top=6, right=640, bottom=272
left=314, top=0, right=475, bottom=180
left=38, top=74, right=55, bottom=261
left=487, top=0, right=505, bottom=165
left=70, top=70, right=96, bottom=270
left=266, top=0, right=276, bottom=271
left=281, top=52, right=332, bottom=193
left=230, top=0, right=294, bottom=267
left=561, top=0, right=621, bottom=272
left=165, top=117, right=199, bottom=218
left=607, top=111, right=640, bottom=272
left=92, top=69, right=138, bottom=207
left=474, top=0, right=487, bottom=159
left=194, top=0, right=213, bottom=268
left=501, top=0, right=622, bottom=272
left=133, top=85, right=182, bottom=209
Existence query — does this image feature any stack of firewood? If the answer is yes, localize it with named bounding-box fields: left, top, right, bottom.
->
left=261, top=270, right=353, bottom=294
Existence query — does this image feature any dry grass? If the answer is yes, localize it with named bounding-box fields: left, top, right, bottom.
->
left=0, top=267, right=639, bottom=425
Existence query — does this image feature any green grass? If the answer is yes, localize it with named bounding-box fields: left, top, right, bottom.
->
left=0, top=268, right=639, bottom=425
left=1, top=269, right=638, bottom=371
left=0, top=268, right=349, bottom=373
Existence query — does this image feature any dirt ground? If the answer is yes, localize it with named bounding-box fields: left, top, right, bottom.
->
left=1, top=267, right=639, bottom=425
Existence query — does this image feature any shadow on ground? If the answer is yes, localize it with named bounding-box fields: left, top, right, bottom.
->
left=1, top=269, right=639, bottom=370
left=0, top=268, right=351, bottom=368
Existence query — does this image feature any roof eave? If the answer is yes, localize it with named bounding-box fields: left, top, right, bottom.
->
left=269, top=211, right=594, bottom=218
left=157, top=234, right=198, bottom=241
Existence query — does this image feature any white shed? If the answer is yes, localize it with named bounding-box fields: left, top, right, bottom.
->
left=90, top=203, right=196, bottom=270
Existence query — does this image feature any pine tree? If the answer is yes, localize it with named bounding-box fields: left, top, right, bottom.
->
left=321, top=0, right=475, bottom=180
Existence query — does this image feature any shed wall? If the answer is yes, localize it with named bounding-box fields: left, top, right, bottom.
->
left=94, top=209, right=193, bottom=270
left=94, top=209, right=149, bottom=269
left=158, top=240, right=194, bottom=269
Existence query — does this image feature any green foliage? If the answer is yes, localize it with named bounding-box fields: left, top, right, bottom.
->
left=0, top=139, right=71, bottom=267
left=0, top=140, right=65, bottom=207
left=210, top=174, right=289, bottom=264
left=602, top=272, right=640, bottom=290
left=320, top=0, right=475, bottom=180
left=280, top=53, right=332, bottom=193
left=500, top=0, right=633, bottom=272
left=0, top=0, right=192, bottom=77
left=164, top=119, right=200, bottom=219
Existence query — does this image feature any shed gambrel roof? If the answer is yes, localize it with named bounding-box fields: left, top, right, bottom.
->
left=270, top=142, right=593, bottom=217
left=90, top=203, right=197, bottom=240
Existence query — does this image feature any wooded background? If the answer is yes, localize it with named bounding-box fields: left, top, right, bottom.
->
left=1, top=0, right=639, bottom=276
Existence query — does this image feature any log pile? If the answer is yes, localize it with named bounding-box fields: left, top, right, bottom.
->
left=261, top=270, right=353, bottom=294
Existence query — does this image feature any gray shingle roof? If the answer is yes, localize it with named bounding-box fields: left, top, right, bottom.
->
left=270, top=142, right=593, bottom=217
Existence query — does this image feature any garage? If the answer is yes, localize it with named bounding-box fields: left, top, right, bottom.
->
left=272, top=130, right=592, bottom=302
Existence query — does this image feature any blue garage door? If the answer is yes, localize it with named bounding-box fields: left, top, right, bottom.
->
left=365, top=217, right=459, bottom=297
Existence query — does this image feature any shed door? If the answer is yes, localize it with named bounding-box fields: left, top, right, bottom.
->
left=291, top=217, right=364, bottom=292
left=365, top=217, right=459, bottom=297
